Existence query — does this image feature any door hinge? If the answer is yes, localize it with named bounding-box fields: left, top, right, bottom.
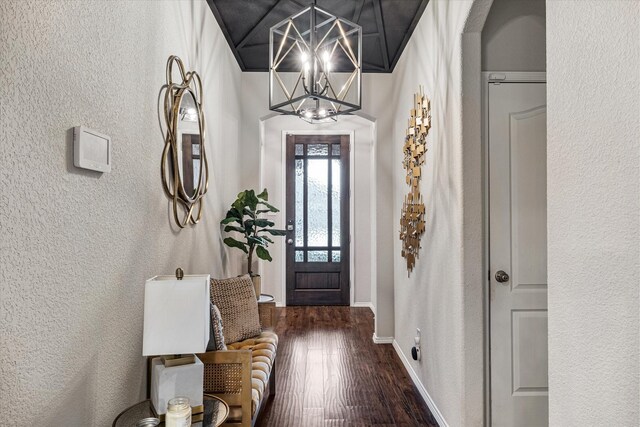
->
left=489, top=73, right=506, bottom=85
left=488, top=270, right=491, bottom=281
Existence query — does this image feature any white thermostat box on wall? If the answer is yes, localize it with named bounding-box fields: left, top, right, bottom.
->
left=73, top=126, right=111, bottom=173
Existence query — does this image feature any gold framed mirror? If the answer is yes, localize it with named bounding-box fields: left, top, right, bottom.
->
left=161, top=56, right=209, bottom=228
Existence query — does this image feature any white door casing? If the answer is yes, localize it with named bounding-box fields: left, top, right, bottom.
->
left=488, top=75, right=548, bottom=426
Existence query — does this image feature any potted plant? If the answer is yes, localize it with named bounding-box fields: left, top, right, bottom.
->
left=221, top=189, right=286, bottom=297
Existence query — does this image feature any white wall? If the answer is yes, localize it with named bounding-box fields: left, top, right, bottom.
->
left=0, top=1, right=244, bottom=425
left=257, top=114, right=375, bottom=306
left=546, top=1, right=639, bottom=425
left=481, top=0, right=546, bottom=71
left=240, top=72, right=395, bottom=321
left=386, top=1, right=485, bottom=425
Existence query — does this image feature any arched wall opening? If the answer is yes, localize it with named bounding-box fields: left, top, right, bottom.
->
left=461, top=0, right=546, bottom=425
left=256, top=114, right=378, bottom=311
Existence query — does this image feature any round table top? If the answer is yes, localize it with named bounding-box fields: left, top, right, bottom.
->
left=113, top=394, right=229, bottom=427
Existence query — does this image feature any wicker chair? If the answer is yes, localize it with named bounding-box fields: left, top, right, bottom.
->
left=197, top=300, right=277, bottom=427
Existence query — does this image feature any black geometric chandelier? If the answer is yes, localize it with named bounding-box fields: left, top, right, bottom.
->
left=269, top=2, right=362, bottom=123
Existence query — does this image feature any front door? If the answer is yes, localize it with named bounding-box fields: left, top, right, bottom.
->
left=488, top=77, right=548, bottom=426
left=285, top=134, right=350, bottom=305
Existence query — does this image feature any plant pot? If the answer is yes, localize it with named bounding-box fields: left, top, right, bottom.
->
left=250, top=274, right=261, bottom=300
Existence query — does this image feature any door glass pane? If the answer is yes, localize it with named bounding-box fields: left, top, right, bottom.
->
left=331, top=143, right=340, bottom=156
left=295, top=143, right=304, bottom=156
left=332, top=250, right=341, bottom=262
left=307, top=159, right=329, bottom=246
left=308, top=144, right=329, bottom=156
left=295, top=159, right=304, bottom=246
left=308, top=251, right=328, bottom=262
left=331, top=159, right=341, bottom=246
left=295, top=251, right=304, bottom=262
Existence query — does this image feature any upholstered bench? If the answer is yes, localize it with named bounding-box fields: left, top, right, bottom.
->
left=197, top=276, right=278, bottom=427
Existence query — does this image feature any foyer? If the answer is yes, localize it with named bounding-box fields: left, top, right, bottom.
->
left=1, top=1, right=637, bottom=426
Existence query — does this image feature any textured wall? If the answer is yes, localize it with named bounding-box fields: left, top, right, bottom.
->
left=547, top=1, right=639, bottom=425
left=482, top=0, right=546, bottom=71
left=386, top=1, right=484, bottom=425
left=0, top=1, right=244, bottom=425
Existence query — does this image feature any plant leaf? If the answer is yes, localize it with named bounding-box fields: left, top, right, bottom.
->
left=260, top=228, right=287, bottom=236
left=245, top=190, right=259, bottom=211
left=253, top=219, right=275, bottom=228
left=221, top=216, right=241, bottom=225
left=223, top=237, right=248, bottom=253
left=232, top=191, right=248, bottom=211
left=262, top=235, right=274, bottom=244
left=256, top=246, right=272, bottom=261
left=257, top=188, right=269, bottom=200
left=224, top=225, right=246, bottom=234
left=244, top=219, right=257, bottom=232
left=243, top=207, right=256, bottom=218
left=248, top=236, right=268, bottom=247
left=257, top=201, right=279, bottom=212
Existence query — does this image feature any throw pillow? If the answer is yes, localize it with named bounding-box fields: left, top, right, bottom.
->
left=210, top=274, right=261, bottom=344
left=206, top=302, right=227, bottom=351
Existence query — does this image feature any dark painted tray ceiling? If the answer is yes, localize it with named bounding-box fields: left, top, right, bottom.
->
left=206, top=0, right=429, bottom=73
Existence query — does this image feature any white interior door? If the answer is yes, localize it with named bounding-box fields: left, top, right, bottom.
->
left=489, top=77, right=548, bottom=426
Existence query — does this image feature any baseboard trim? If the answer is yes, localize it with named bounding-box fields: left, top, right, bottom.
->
left=275, top=301, right=285, bottom=307
left=372, top=333, right=394, bottom=344
left=352, top=302, right=375, bottom=314
left=392, top=340, right=449, bottom=427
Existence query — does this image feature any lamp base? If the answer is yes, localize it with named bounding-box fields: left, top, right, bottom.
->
left=161, top=354, right=196, bottom=367
left=150, top=356, right=204, bottom=415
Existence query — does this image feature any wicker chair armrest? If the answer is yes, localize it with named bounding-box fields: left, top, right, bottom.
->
left=197, top=349, right=251, bottom=365
left=197, top=349, right=253, bottom=425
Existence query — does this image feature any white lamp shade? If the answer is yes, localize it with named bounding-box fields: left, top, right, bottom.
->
left=143, top=274, right=210, bottom=356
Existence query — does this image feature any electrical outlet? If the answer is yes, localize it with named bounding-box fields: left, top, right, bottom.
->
left=411, top=328, right=422, bottom=361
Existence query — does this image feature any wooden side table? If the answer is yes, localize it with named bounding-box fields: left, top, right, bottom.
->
left=258, top=293, right=274, bottom=303
left=258, top=294, right=276, bottom=328
left=113, top=394, right=228, bottom=426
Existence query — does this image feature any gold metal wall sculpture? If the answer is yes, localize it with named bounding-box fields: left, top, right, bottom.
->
left=161, top=56, right=209, bottom=228
left=400, top=87, right=431, bottom=274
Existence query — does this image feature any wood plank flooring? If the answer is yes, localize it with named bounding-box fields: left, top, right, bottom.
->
left=257, top=307, right=438, bottom=427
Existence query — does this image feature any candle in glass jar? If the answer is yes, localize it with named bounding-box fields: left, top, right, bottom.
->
left=165, top=397, right=191, bottom=427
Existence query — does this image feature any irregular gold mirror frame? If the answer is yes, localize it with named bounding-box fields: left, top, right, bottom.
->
left=161, top=56, right=209, bottom=228
left=399, top=86, right=431, bottom=275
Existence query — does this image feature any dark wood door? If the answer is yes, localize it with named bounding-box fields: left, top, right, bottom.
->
left=286, top=134, right=350, bottom=305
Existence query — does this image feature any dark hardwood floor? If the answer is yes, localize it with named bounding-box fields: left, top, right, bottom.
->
left=257, top=307, right=438, bottom=427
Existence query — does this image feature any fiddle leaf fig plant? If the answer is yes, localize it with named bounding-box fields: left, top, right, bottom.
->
left=221, top=189, right=287, bottom=275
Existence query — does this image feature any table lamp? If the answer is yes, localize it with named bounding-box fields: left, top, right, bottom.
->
left=143, top=269, right=210, bottom=418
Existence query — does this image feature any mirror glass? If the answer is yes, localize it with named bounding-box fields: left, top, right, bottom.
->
left=176, top=91, right=202, bottom=199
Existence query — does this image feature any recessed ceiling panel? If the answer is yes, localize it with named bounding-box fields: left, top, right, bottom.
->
left=206, top=0, right=429, bottom=73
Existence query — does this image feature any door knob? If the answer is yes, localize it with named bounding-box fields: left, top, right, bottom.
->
left=495, top=270, right=510, bottom=283
left=287, top=239, right=293, bottom=245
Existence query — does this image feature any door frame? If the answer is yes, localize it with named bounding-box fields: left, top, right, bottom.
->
left=279, top=130, right=356, bottom=307
left=482, top=71, right=547, bottom=426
